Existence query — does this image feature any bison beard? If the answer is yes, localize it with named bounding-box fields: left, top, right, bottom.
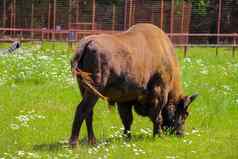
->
left=69, top=23, right=198, bottom=147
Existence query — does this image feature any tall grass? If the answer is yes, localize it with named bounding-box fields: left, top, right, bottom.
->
left=0, top=43, right=237, bottom=159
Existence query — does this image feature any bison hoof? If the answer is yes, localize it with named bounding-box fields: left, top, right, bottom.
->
left=69, top=139, right=78, bottom=148
left=88, top=137, right=96, bottom=145
left=153, top=131, right=162, bottom=137
left=122, top=133, right=131, bottom=141
left=175, top=131, right=184, bottom=137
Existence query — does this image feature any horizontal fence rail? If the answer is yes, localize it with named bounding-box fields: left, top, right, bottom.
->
left=1, top=28, right=237, bottom=43
left=1, top=28, right=237, bottom=57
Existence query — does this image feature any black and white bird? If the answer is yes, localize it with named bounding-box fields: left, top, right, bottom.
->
left=8, top=41, right=21, bottom=53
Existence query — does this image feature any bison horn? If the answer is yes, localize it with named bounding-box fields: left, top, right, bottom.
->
left=185, top=93, right=199, bottom=109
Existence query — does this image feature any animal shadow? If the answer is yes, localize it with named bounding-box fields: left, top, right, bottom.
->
left=101, top=133, right=154, bottom=144
left=33, top=141, right=69, bottom=152
left=33, top=138, right=90, bottom=152
left=33, top=134, right=162, bottom=152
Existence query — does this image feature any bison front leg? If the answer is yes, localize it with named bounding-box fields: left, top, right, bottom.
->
left=149, top=97, right=165, bottom=137
left=150, top=88, right=169, bottom=137
left=117, top=102, right=133, bottom=139
left=153, top=111, right=163, bottom=137
left=69, top=93, right=98, bottom=147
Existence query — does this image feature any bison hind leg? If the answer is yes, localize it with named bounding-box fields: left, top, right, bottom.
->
left=86, top=110, right=97, bottom=145
left=69, top=92, right=98, bottom=147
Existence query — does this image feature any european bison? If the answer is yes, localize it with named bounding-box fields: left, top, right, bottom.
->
left=70, top=23, right=198, bottom=147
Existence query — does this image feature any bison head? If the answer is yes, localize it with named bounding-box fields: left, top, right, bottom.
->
left=163, top=94, right=198, bottom=136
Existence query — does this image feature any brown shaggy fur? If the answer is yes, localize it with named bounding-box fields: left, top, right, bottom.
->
left=69, top=23, right=198, bottom=147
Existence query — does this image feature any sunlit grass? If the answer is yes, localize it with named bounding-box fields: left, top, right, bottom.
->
left=0, top=43, right=238, bottom=158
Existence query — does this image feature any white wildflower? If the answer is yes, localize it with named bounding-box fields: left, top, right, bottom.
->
left=36, top=115, right=46, bottom=119
left=10, top=124, right=20, bottom=130
left=135, top=152, right=139, bottom=155
left=88, top=149, right=92, bottom=154
left=16, top=115, right=29, bottom=123
left=27, top=152, right=40, bottom=158
left=191, top=129, right=199, bottom=134
left=17, top=150, right=25, bottom=157
left=223, top=85, right=231, bottom=91
left=183, top=139, right=192, bottom=144
left=38, top=55, right=50, bottom=60
left=184, top=57, right=191, bottom=63
left=166, top=155, right=177, bottom=159
left=103, top=155, right=108, bottom=159
left=200, top=69, right=208, bottom=75
left=133, top=148, right=138, bottom=152
left=196, top=59, right=203, bottom=64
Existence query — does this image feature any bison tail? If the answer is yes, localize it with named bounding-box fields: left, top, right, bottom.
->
left=70, top=39, right=93, bottom=71
left=70, top=39, right=108, bottom=100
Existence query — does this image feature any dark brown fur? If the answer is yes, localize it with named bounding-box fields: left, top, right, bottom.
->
left=69, top=23, right=198, bottom=147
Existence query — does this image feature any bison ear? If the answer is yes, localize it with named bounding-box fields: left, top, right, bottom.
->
left=184, top=93, right=199, bottom=110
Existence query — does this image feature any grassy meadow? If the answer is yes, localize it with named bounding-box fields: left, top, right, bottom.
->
left=0, top=42, right=238, bottom=159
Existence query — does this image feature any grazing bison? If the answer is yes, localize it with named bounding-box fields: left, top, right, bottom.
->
left=69, top=23, right=198, bottom=146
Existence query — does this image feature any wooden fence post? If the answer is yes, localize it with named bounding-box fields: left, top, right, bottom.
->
left=68, top=0, right=72, bottom=29
left=160, top=0, right=164, bottom=29
left=41, top=30, right=44, bottom=41
left=2, top=0, right=6, bottom=37
left=112, top=4, right=116, bottom=30
left=53, top=0, right=56, bottom=40
left=217, top=0, right=222, bottom=44
left=10, top=1, right=13, bottom=36
left=216, top=46, right=219, bottom=56
left=92, top=0, right=96, bottom=30
left=31, top=2, right=34, bottom=39
left=13, top=0, right=16, bottom=36
left=124, top=0, right=128, bottom=30
left=76, top=0, right=79, bottom=23
left=3, top=0, right=6, bottom=28
left=232, top=46, right=235, bottom=57
left=48, top=1, right=51, bottom=40
left=181, top=0, right=185, bottom=33
left=132, top=0, right=136, bottom=25
left=184, top=45, right=188, bottom=57
left=128, top=0, right=133, bottom=27
left=170, top=0, right=174, bottom=33
left=232, top=35, right=236, bottom=57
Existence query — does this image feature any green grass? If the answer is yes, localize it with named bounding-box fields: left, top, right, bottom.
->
left=0, top=43, right=238, bottom=159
